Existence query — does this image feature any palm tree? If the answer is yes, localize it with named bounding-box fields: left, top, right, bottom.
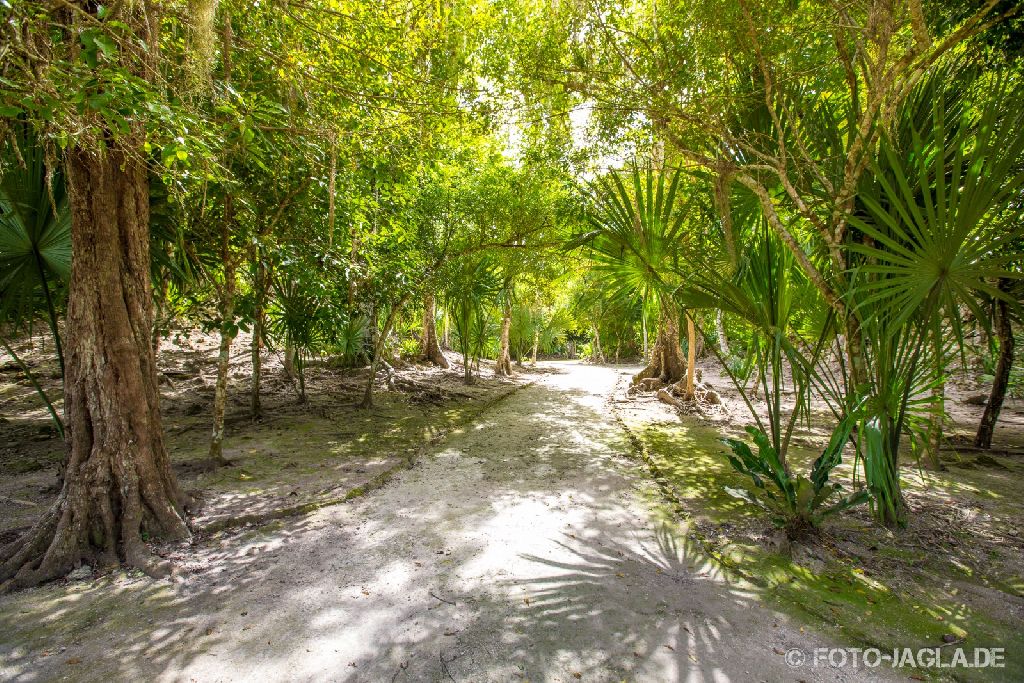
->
left=0, top=125, right=71, bottom=375
left=575, top=162, right=695, bottom=390
left=0, top=126, right=71, bottom=435
left=848, top=67, right=1024, bottom=524
left=443, top=255, right=501, bottom=384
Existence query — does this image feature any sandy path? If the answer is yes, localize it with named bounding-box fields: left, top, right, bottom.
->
left=1, top=362, right=871, bottom=682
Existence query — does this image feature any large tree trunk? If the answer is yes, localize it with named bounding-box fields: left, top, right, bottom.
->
left=633, top=304, right=686, bottom=385
left=1, top=146, right=190, bottom=591
left=209, top=194, right=236, bottom=466
left=420, top=292, right=449, bottom=368
left=496, top=308, right=513, bottom=376
left=976, top=289, right=1015, bottom=449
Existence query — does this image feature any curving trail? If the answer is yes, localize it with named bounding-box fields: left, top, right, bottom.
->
left=1, top=363, right=872, bottom=682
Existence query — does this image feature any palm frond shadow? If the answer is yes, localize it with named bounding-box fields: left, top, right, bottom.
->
left=505, top=523, right=774, bottom=680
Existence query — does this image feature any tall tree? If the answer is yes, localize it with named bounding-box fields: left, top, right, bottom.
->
left=0, top=0, right=193, bottom=588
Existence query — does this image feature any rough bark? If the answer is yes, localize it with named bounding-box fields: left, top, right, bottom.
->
left=496, top=308, right=513, bottom=376
left=209, top=194, right=236, bottom=466
left=633, top=305, right=686, bottom=385
left=975, top=290, right=1014, bottom=449
left=1, top=145, right=190, bottom=591
left=420, top=292, right=449, bottom=368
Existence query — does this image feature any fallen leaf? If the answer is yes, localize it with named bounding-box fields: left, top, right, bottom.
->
left=65, top=658, right=82, bottom=665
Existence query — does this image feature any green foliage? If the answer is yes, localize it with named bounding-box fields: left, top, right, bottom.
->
left=443, top=256, right=501, bottom=377
left=575, top=163, right=690, bottom=308
left=0, top=127, right=71, bottom=348
left=846, top=67, right=1024, bottom=525
left=722, top=411, right=870, bottom=535
left=0, top=126, right=69, bottom=434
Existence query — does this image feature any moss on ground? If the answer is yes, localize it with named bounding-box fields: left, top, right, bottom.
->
left=626, top=417, right=1024, bottom=682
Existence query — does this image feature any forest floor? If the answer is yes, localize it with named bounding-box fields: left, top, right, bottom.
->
left=0, top=345, right=1022, bottom=681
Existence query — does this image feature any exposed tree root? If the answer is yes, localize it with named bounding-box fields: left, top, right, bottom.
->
left=0, top=475, right=190, bottom=592
left=633, top=309, right=687, bottom=385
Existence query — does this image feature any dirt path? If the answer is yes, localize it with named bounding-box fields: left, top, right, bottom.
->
left=1, top=363, right=869, bottom=682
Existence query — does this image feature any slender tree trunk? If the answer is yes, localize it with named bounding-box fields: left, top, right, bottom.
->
left=496, top=307, right=513, bottom=376
left=976, top=290, right=1014, bottom=449
left=209, top=194, right=236, bottom=466
left=715, top=309, right=730, bottom=356
left=845, top=313, right=869, bottom=389
left=641, top=307, right=649, bottom=359
left=531, top=328, right=539, bottom=366
left=152, top=267, right=170, bottom=356
left=250, top=253, right=267, bottom=420
left=361, top=296, right=409, bottom=407
left=1, top=145, right=190, bottom=590
left=925, top=335, right=946, bottom=470
left=33, top=251, right=65, bottom=377
left=591, top=324, right=606, bottom=363
left=295, top=351, right=307, bottom=403
left=421, top=291, right=448, bottom=368
left=684, top=313, right=696, bottom=399
left=283, top=340, right=296, bottom=379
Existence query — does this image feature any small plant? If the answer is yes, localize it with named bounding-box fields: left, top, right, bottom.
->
left=398, top=337, right=421, bottom=359
left=721, top=411, right=869, bottom=537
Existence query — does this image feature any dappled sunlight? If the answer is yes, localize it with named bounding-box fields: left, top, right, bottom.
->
left=1, top=363, right=820, bottom=683
left=623, top=377, right=1024, bottom=678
